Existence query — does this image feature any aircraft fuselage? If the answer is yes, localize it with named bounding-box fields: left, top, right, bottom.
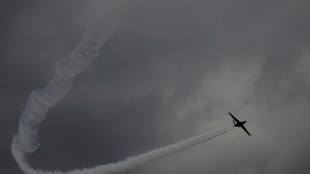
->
left=234, top=121, right=246, bottom=127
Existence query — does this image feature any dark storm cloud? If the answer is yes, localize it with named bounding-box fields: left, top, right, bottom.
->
left=1, top=0, right=310, bottom=174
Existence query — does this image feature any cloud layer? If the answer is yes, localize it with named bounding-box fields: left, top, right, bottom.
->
left=1, top=0, right=310, bottom=174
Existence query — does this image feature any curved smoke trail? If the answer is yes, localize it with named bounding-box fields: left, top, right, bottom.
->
left=11, top=5, right=232, bottom=174
left=11, top=10, right=119, bottom=174
left=87, top=126, right=232, bottom=174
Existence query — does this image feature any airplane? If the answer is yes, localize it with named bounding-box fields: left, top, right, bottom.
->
left=228, top=112, right=252, bottom=136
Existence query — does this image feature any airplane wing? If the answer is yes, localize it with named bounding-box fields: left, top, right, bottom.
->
left=228, top=112, right=241, bottom=123
left=240, top=125, right=252, bottom=136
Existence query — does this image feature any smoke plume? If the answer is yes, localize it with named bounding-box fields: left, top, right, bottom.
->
left=11, top=10, right=119, bottom=174
left=11, top=5, right=231, bottom=174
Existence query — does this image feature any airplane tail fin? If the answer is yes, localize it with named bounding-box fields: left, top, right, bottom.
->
left=233, top=119, right=236, bottom=126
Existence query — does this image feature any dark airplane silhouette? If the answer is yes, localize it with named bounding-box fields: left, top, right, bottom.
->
left=228, top=112, right=252, bottom=136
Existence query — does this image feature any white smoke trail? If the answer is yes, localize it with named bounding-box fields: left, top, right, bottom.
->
left=13, top=121, right=231, bottom=174
left=11, top=10, right=119, bottom=174
left=85, top=126, right=232, bottom=174
left=11, top=4, right=232, bottom=174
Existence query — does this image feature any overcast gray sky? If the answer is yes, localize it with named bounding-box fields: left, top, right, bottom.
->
left=1, top=0, right=310, bottom=174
